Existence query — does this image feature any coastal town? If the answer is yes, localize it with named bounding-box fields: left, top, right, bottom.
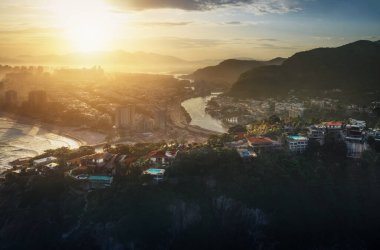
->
left=1, top=65, right=380, bottom=188
left=2, top=112, right=380, bottom=189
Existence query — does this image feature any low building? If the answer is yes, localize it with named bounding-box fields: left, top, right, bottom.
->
left=67, top=153, right=113, bottom=168
left=345, top=125, right=365, bottom=142
left=149, top=150, right=178, bottom=166
left=348, top=118, right=366, bottom=129
left=308, top=125, right=326, bottom=145
left=33, top=156, right=58, bottom=167
left=287, top=135, right=309, bottom=153
left=246, top=136, right=282, bottom=151
left=323, top=121, right=344, bottom=131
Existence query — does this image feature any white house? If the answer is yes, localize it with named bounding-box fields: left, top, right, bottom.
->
left=33, top=156, right=58, bottom=167
left=287, top=135, right=309, bottom=153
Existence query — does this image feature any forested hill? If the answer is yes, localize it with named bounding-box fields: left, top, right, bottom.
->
left=229, top=40, right=380, bottom=98
left=186, top=57, right=286, bottom=86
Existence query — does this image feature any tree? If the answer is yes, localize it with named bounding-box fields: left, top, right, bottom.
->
left=268, top=114, right=281, bottom=124
left=103, top=143, right=112, bottom=152
left=228, top=124, right=247, bottom=134
left=321, top=133, right=347, bottom=163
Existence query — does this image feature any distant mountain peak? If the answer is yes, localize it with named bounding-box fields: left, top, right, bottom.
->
left=186, top=58, right=285, bottom=87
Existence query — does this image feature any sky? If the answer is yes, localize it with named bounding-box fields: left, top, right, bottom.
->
left=0, top=0, right=379, bottom=61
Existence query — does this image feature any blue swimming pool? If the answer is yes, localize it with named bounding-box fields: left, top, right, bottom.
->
left=89, top=176, right=113, bottom=182
left=288, top=135, right=306, bottom=140
left=149, top=169, right=161, bottom=173
left=145, top=168, right=165, bottom=175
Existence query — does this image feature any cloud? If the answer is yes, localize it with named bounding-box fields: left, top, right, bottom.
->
left=137, top=21, right=192, bottom=26
left=109, top=0, right=302, bottom=14
left=225, top=21, right=242, bottom=25
left=257, top=38, right=279, bottom=42
left=0, top=28, right=58, bottom=35
left=153, top=37, right=227, bottom=48
left=254, top=43, right=296, bottom=50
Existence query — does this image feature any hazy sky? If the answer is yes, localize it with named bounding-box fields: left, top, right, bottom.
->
left=0, top=0, right=379, bottom=60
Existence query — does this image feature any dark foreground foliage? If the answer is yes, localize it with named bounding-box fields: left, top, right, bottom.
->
left=1, top=145, right=380, bottom=250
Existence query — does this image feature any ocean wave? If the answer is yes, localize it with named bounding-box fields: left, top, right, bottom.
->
left=0, top=120, right=79, bottom=168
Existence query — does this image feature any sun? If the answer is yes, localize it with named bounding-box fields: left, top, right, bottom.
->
left=51, top=0, right=118, bottom=53
left=66, top=17, right=109, bottom=53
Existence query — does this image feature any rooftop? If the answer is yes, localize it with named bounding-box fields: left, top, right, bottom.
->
left=149, top=150, right=167, bottom=158
left=33, top=156, right=57, bottom=164
left=324, top=121, right=344, bottom=127
left=246, top=136, right=275, bottom=145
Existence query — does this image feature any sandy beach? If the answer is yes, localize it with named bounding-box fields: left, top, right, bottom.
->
left=0, top=112, right=108, bottom=146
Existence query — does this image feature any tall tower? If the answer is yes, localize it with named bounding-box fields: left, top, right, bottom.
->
left=4, top=90, right=18, bottom=108
left=28, top=90, right=47, bottom=107
left=115, top=104, right=136, bottom=130
left=154, top=109, right=167, bottom=131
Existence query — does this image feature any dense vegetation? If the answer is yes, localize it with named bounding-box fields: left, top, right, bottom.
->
left=1, top=137, right=380, bottom=249
left=229, top=40, right=380, bottom=100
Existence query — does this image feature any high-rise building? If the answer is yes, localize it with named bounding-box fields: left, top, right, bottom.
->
left=28, top=90, right=47, bottom=107
left=4, top=90, right=18, bottom=108
left=0, top=82, right=4, bottom=105
left=154, top=109, right=167, bottom=131
left=115, top=105, right=136, bottom=130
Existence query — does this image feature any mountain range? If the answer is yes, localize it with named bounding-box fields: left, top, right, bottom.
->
left=186, top=57, right=286, bottom=86
left=0, top=51, right=220, bottom=73
left=229, top=40, right=380, bottom=98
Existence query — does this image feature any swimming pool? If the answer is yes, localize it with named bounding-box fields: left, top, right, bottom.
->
left=145, top=168, right=165, bottom=175
left=88, top=176, right=113, bottom=182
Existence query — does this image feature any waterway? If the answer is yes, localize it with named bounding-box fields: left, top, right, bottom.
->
left=181, top=93, right=228, bottom=133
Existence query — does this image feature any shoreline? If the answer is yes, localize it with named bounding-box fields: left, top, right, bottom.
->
left=180, top=94, right=228, bottom=134
left=0, top=112, right=103, bottom=147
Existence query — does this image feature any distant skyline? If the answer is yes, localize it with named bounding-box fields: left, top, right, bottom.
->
left=0, top=0, right=379, bottom=61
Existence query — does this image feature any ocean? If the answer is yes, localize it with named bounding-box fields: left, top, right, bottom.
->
left=0, top=117, right=80, bottom=172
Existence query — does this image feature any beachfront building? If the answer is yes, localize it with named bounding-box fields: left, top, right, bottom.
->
left=287, top=135, right=309, bottom=153
left=246, top=136, right=282, bottom=152
left=33, top=156, right=58, bottom=167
